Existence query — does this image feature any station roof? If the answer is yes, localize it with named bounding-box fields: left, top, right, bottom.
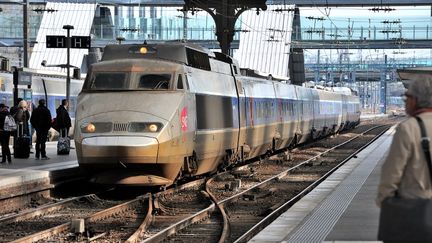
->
left=1, top=0, right=431, bottom=6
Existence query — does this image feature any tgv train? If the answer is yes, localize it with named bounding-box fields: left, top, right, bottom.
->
left=75, top=43, right=360, bottom=186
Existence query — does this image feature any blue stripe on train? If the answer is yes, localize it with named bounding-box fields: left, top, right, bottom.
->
left=0, top=93, right=77, bottom=119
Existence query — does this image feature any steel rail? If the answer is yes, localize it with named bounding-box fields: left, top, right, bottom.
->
left=12, top=194, right=151, bottom=243
left=140, top=204, right=216, bottom=243
left=141, top=124, right=390, bottom=243
left=205, top=177, right=230, bottom=243
left=234, top=124, right=391, bottom=243
left=125, top=195, right=153, bottom=243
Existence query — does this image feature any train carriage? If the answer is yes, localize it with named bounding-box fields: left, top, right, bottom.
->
left=74, top=42, right=360, bottom=186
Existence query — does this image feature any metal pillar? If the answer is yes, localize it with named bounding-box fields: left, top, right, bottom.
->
left=184, top=0, right=266, bottom=55
left=289, top=7, right=305, bottom=86
left=114, top=6, right=119, bottom=39
left=63, top=25, right=74, bottom=110
left=13, top=67, right=18, bottom=106
left=314, top=50, right=320, bottom=83
left=23, top=0, right=29, bottom=67
left=380, top=54, right=388, bottom=114
left=183, top=9, right=187, bottom=40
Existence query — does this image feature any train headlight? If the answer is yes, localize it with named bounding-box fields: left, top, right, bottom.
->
left=129, top=122, right=163, bottom=133
left=148, top=124, right=158, bottom=132
left=80, top=122, right=112, bottom=133
left=140, top=47, right=148, bottom=54
left=85, top=123, right=96, bottom=133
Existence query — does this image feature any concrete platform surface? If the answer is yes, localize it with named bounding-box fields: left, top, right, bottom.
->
left=0, top=141, right=78, bottom=190
left=249, top=126, right=395, bottom=242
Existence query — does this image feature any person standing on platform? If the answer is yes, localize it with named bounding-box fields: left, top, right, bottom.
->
left=10, top=98, right=30, bottom=122
left=56, top=99, right=71, bottom=137
left=10, top=98, right=22, bottom=117
left=0, top=104, right=13, bottom=164
left=376, top=78, right=432, bottom=241
left=30, top=99, right=52, bottom=160
left=14, top=100, right=30, bottom=138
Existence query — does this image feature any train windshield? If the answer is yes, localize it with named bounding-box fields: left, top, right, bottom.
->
left=84, top=72, right=130, bottom=90
left=83, top=72, right=172, bottom=91
left=138, top=74, right=171, bottom=90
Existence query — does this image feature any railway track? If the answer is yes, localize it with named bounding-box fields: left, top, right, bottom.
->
left=0, top=175, right=91, bottom=220
left=0, top=194, right=124, bottom=242
left=5, top=119, right=397, bottom=242
left=144, top=122, right=392, bottom=243
left=0, top=183, right=54, bottom=219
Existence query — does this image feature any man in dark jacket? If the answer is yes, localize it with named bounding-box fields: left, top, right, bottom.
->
left=56, top=99, right=71, bottom=137
left=0, top=104, right=13, bottom=163
left=30, top=99, right=52, bottom=160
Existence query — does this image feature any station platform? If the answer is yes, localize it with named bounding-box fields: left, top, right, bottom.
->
left=0, top=141, right=79, bottom=198
left=360, top=113, right=389, bottom=120
left=250, top=125, right=396, bottom=242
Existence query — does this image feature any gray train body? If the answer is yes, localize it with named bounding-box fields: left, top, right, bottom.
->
left=75, top=43, right=360, bottom=186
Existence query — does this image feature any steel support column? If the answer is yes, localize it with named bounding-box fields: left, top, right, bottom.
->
left=289, top=7, right=305, bottom=85
left=184, top=0, right=266, bottom=55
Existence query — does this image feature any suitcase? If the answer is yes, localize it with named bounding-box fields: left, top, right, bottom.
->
left=14, top=124, right=30, bottom=158
left=57, top=129, right=70, bottom=155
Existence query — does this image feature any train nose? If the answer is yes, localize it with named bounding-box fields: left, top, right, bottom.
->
left=80, top=136, right=159, bottom=164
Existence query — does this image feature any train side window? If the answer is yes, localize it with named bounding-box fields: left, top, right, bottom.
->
left=183, top=75, right=189, bottom=90
left=177, top=74, right=184, bottom=90
left=138, top=74, right=171, bottom=90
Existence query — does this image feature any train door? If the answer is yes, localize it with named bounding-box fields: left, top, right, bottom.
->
left=341, top=95, right=348, bottom=130
left=181, top=73, right=196, bottom=157
left=311, top=89, right=320, bottom=137
left=293, top=86, right=305, bottom=143
left=236, top=79, right=247, bottom=162
left=240, top=79, right=254, bottom=160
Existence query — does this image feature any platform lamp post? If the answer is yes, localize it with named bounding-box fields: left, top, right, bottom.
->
left=63, top=25, right=74, bottom=110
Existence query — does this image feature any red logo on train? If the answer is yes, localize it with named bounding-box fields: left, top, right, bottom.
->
left=181, top=107, right=188, bottom=132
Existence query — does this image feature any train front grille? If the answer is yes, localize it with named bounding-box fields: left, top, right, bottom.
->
left=113, top=123, right=129, bottom=132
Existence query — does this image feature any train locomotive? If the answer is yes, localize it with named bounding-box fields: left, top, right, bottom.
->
left=75, top=43, right=360, bottom=186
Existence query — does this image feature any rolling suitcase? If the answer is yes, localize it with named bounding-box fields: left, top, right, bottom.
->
left=14, top=123, right=30, bottom=158
left=57, top=129, right=70, bottom=155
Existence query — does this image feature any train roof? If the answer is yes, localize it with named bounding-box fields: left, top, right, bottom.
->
left=240, top=68, right=290, bottom=82
left=102, top=42, right=213, bottom=61
left=101, top=42, right=242, bottom=73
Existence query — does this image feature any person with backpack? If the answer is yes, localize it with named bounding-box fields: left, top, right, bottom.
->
left=0, top=104, right=14, bottom=163
left=30, top=99, right=52, bottom=160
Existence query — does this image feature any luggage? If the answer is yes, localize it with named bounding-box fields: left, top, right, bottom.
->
left=57, top=129, right=70, bottom=155
left=378, top=116, right=432, bottom=241
left=4, top=115, right=17, bottom=131
left=14, top=123, right=30, bottom=158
